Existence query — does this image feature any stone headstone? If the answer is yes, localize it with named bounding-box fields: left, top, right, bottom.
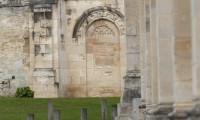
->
left=111, top=104, right=118, bottom=120
left=48, top=101, right=53, bottom=120
left=81, top=108, right=87, bottom=120
left=27, top=113, right=34, bottom=120
left=101, top=99, right=107, bottom=120
left=53, top=110, right=60, bottom=120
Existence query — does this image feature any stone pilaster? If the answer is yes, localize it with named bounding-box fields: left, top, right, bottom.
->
left=150, top=0, right=174, bottom=119
left=168, top=0, right=193, bottom=119
left=146, top=0, right=159, bottom=119
left=30, top=1, right=59, bottom=98
left=187, top=0, right=200, bottom=119
left=187, top=98, right=200, bottom=120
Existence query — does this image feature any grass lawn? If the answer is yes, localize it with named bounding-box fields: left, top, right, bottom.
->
left=0, top=97, right=120, bottom=120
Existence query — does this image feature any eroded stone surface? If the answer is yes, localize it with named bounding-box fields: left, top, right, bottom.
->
left=0, top=7, right=29, bottom=96
left=0, top=0, right=126, bottom=97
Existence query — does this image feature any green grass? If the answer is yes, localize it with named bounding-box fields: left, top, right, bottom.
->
left=0, top=97, right=120, bottom=120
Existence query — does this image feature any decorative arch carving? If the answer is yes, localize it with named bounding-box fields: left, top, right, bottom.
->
left=72, top=6, right=125, bottom=40
left=90, top=26, right=114, bottom=37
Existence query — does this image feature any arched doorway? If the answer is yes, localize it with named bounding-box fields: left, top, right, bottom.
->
left=86, top=20, right=120, bottom=96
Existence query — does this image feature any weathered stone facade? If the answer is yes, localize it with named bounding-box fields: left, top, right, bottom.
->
left=0, top=5, right=29, bottom=95
left=1, top=0, right=200, bottom=119
left=0, top=0, right=129, bottom=98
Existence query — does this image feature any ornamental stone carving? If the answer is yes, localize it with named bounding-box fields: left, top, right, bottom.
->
left=73, top=6, right=125, bottom=41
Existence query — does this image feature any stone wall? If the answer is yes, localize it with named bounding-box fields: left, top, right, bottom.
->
left=0, top=6, right=29, bottom=95
left=0, top=0, right=60, bottom=97
left=0, top=0, right=127, bottom=97
left=64, top=0, right=125, bottom=97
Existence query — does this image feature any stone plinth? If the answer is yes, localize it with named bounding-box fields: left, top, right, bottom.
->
left=121, top=72, right=141, bottom=103
left=32, top=68, right=58, bottom=98
left=116, top=71, right=141, bottom=120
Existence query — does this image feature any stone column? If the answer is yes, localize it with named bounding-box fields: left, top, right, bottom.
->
left=187, top=0, right=200, bottom=119
left=150, top=0, right=158, bottom=107
left=145, top=0, right=151, bottom=104
left=153, top=0, right=174, bottom=119
left=138, top=0, right=147, bottom=119
left=168, top=0, right=193, bottom=119
left=139, top=0, right=146, bottom=105
left=146, top=0, right=158, bottom=119
left=144, top=0, right=154, bottom=119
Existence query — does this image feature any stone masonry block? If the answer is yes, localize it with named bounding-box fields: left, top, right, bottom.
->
left=34, top=28, right=46, bottom=36
left=40, top=19, right=52, bottom=28
left=33, top=76, right=55, bottom=85
left=117, top=103, right=133, bottom=117
left=33, top=68, right=54, bottom=77
left=35, top=60, right=53, bottom=68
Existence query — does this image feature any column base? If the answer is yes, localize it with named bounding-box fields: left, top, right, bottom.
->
left=139, top=103, right=146, bottom=120
left=168, top=110, right=187, bottom=120
left=146, top=105, right=157, bottom=120
left=187, top=99, right=200, bottom=120
left=116, top=103, right=133, bottom=120
left=147, top=104, right=173, bottom=120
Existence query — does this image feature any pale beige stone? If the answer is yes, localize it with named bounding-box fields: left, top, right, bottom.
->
left=40, top=19, right=52, bottom=28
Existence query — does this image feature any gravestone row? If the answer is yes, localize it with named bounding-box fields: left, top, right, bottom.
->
left=26, top=99, right=119, bottom=120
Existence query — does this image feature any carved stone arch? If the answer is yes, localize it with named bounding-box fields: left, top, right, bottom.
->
left=86, top=19, right=120, bottom=38
left=72, top=6, right=125, bottom=41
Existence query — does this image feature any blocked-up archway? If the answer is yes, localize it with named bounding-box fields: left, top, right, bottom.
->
left=69, top=6, right=125, bottom=97
left=86, top=20, right=121, bottom=96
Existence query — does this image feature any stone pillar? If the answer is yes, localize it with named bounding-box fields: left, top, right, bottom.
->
left=152, top=0, right=174, bottom=119
left=168, top=0, right=193, bottom=119
left=116, top=72, right=141, bottom=120
left=187, top=0, right=200, bottom=119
